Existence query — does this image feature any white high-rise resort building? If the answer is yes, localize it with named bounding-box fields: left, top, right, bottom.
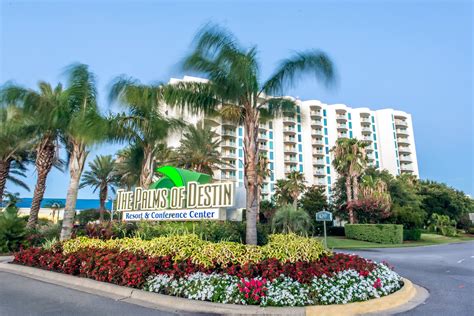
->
left=165, top=76, right=419, bottom=199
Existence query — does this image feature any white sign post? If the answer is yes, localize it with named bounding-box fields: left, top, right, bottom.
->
left=316, top=210, right=333, bottom=248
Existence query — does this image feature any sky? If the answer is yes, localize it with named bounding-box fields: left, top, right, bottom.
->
left=0, top=0, right=472, bottom=199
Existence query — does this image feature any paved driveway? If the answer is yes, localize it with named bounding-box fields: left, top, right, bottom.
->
left=342, top=241, right=474, bottom=315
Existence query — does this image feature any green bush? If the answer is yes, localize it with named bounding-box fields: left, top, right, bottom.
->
left=345, top=224, right=403, bottom=244
left=467, top=227, right=474, bottom=234
left=328, top=226, right=345, bottom=236
left=76, top=209, right=110, bottom=225
left=272, top=205, right=312, bottom=235
left=0, top=203, right=26, bottom=253
left=403, top=228, right=421, bottom=241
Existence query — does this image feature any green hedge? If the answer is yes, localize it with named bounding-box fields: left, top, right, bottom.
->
left=403, top=228, right=422, bottom=241
left=345, top=224, right=403, bottom=244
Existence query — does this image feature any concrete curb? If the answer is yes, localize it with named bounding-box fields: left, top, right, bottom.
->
left=0, top=262, right=427, bottom=315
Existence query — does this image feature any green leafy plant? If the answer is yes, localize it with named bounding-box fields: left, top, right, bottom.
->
left=0, top=199, right=26, bottom=252
left=272, top=205, right=312, bottom=235
left=428, top=213, right=457, bottom=237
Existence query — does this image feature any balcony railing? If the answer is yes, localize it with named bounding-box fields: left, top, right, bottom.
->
left=312, top=140, right=324, bottom=146
left=314, top=170, right=326, bottom=176
left=284, top=147, right=297, bottom=153
left=311, top=130, right=323, bottom=136
left=361, top=127, right=372, bottom=132
left=310, top=110, right=322, bottom=116
left=336, top=114, right=346, bottom=120
left=284, top=127, right=296, bottom=133
left=222, top=130, right=236, bottom=136
left=395, top=120, right=408, bottom=126
left=284, top=137, right=296, bottom=143
left=311, top=120, right=323, bottom=126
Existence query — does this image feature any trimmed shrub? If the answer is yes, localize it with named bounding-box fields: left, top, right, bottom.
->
left=328, top=226, right=345, bottom=236
left=403, top=229, right=422, bottom=241
left=345, top=224, right=403, bottom=244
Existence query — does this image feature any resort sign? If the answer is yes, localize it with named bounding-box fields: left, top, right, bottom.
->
left=116, top=166, right=235, bottom=221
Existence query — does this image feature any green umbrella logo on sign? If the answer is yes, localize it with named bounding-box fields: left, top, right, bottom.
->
left=149, top=166, right=212, bottom=189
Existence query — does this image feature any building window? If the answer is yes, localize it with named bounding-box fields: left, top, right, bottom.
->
left=375, top=152, right=379, bottom=159
left=372, top=125, right=376, bottom=132
left=297, top=106, right=301, bottom=113
left=323, top=118, right=327, bottom=126
left=269, top=131, right=273, bottom=139
left=298, top=144, right=302, bottom=152
left=374, top=143, right=378, bottom=150
left=349, top=122, right=352, bottom=129
left=299, top=154, right=303, bottom=162
left=297, top=125, right=301, bottom=132
left=239, top=171, right=243, bottom=180
left=327, top=176, right=332, bottom=185
left=324, top=127, right=328, bottom=135
left=371, top=116, right=375, bottom=123
left=373, top=134, right=377, bottom=141
left=239, top=149, right=243, bottom=157
left=349, top=131, right=353, bottom=138
left=270, top=162, right=274, bottom=169
left=268, top=121, right=273, bottom=129
left=326, top=156, right=330, bottom=164
left=270, top=152, right=274, bottom=160
left=298, top=134, right=302, bottom=142
left=323, top=109, right=327, bottom=116
left=299, top=165, right=303, bottom=172
left=297, top=116, right=301, bottom=123
left=269, top=141, right=273, bottom=149
left=348, top=113, right=352, bottom=120
left=238, top=127, right=243, bottom=136
left=239, top=138, right=243, bottom=146
left=326, top=166, right=330, bottom=174
left=324, top=137, right=328, bottom=145
left=325, top=147, right=329, bottom=154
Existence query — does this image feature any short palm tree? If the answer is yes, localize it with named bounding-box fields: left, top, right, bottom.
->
left=80, top=155, right=119, bottom=222
left=108, top=77, right=182, bottom=188
left=175, top=124, right=224, bottom=175
left=1, top=82, right=66, bottom=228
left=284, top=171, right=307, bottom=208
left=164, top=24, right=335, bottom=244
left=0, top=105, right=32, bottom=205
left=332, top=138, right=368, bottom=223
left=60, top=64, right=108, bottom=240
left=272, top=204, right=312, bottom=235
left=115, top=144, right=143, bottom=190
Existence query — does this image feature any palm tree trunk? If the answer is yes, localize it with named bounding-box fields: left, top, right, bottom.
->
left=27, top=138, right=56, bottom=229
left=99, top=185, right=107, bottom=222
left=140, top=146, right=154, bottom=188
left=345, top=176, right=354, bottom=224
left=60, top=141, right=88, bottom=241
left=243, top=113, right=259, bottom=245
left=352, top=176, right=359, bottom=201
left=0, top=159, right=11, bottom=205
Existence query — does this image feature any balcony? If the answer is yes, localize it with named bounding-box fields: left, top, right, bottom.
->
left=314, top=179, right=326, bottom=186
left=258, top=144, right=268, bottom=151
left=284, top=156, right=298, bottom=164
left=221, top=163, right=236, bottom=170
left=311, top=119, right=323, bottom=127
left=312, top=139, right=324, bottom=146
left=258, top=133, right=267, bottom=140
left=361, top=127, right=372, bottom=133
left=221, top=141, right=236, bottom=148
left=396, top=129, right=409, bottom=136
left=283, top=116, right=296, bottom=124
left=313, top=149, right=324, bottom=156
left=258, top=123, right=268, bottom=130
left=221, top=173, right=236, bottom=180
left=400, top=165, right=414, bottom=173
left=221, top=129, right=236, bottom=137
left=399, top=155, right=412, bottom=163
left=285, top=168, right=298, bottom=174
left=398, top=145, right=411, bottom=154
left=397, top=137, right=410, bottom=145
left=361, top=136, right=373, bottom=142
left=313, top=159, right=325, bottom=166
left=338, top=133, right=349, bottom=139
left=222, top=121, right=237, bottom=128
left=221, top=152, right=237, bottom=159
left=311, top=129, right=323, bottom=136
left=314, top=169, right=326, bottom=177
left=310, top=110, right=322, bottom=118
left=283, top=127, right=296, bottom=134
left=337, top=124, right=348, bottom=130
left=284, top=147, right=297, bottom=153
left=360, top=117, right=371, bottom=123
left=336, top=114, right=346, bottom=120
left=284, top=137, right=297, bottom=144
left=395, top=120, right=408, bottom=127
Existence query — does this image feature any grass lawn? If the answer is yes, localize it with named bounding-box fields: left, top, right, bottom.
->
left=321, top=233, right=474, bottom=249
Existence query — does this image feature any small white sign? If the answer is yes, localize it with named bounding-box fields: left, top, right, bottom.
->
left=122, top=208, right=221, bottom=221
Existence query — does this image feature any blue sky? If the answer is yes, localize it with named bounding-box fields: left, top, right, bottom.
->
left=1, top=0, right=472, bottom=199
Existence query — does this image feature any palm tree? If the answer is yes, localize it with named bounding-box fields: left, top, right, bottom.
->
left=272, top=204, right=312, bottom=235
left=43, top=200, right=65, bottom=223
left=332, top=138, right=368, bottom=223
left=80, top=155, right=118, bottom=222
left=0, top=105, right=32, bottom=205
left=115, top=144, right=143, bottom=190
left=283, top=171, right=307, bottom=208
left=164, top=24, right=336, bottom=244
left=60, top=64, right=108, bottom=240
left=1, top=82, right=66, bottom=228
left=256, top=153, right=272, bottom=222
left=175, top=124, right=224, bottom=175
left=108, top=76, right=183, bottom=188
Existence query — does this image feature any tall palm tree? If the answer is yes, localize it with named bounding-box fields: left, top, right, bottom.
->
left=175, top=124, right=224, bottom=175
left=1, top=82, right=66, bottom=228
left=60, top=64, right=108, bottom=240
left=80, top=155, right=118, bottom=222
left=108, top=76, right=182, bottom=188
left=0, top=105, right=32, bottom=205
left=164, top=24, right=335, bottom=244
left=332, top=138, right=368, bottom=223
left=256, top=153, right=272, bottom=222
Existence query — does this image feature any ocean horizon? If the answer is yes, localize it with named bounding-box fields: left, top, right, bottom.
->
left=15, top=198, right=113, bottom=211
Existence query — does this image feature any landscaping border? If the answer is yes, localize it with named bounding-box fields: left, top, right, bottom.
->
left=0, top=260, right=428, bottom=315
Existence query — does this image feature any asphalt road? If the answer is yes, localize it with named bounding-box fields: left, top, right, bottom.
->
left=345, top=241, right=474, bottom=316
left=0, top=242, right=472, bottom=315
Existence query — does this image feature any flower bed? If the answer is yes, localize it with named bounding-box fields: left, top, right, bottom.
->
left=13, top=234, right=403, bottom=306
